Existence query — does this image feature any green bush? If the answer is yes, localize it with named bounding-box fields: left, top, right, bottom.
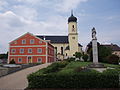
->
left=67, top=57, right=75, bottom=62
left=106, top=54, right=119, bottom=64
left=43, top=61, right=68, bottom=74
left=82, top=54, right=89, bottom=62
left=27, top=68, right=119, bottom=88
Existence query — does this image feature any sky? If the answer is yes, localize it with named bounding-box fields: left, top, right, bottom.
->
left=0, top=0, right=120, bottom=53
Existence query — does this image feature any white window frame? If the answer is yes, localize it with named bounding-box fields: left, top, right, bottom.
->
left=37, top=48, right=42, bottom=53
left=37, top=58, right=42, bottom=63
left=11, top=49, right=16, bottom=53
left=30, top=39, right=34, bottom=44
left=18, top=58, right=22, bottom=62
left=28, top=48, right=32, bottom=53
left=20, top=49, right=24, bottom=53
left=22, top=39, right=26, bottom=44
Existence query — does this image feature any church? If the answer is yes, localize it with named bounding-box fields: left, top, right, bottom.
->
left=8, top=12, right=82, bottom=64
left=37, top=12, right=83, bottom=60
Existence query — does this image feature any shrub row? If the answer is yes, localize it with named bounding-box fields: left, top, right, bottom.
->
left=27, top=69, right=119, bottom=88
left=42, top=61, right=69, bottom=74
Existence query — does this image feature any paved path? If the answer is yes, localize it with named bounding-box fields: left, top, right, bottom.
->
left=0, top=63, right=51, bottom=90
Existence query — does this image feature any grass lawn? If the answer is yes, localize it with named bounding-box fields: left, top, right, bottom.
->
left=58, top=61, right=92, bottom=74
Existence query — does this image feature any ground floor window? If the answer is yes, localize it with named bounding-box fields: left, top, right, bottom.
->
left=18, top=58, right=22, bottom=62
left=37, top=58, right=42, bottom=63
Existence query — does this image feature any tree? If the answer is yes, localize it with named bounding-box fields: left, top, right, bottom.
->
left=88, top=45, right=112, bottom=63
left=98, top=46, right=112, bottom=62
left=106, top=54, right=119, bottom=64
left=73, top=52, right=82, bottom=60
left=82, top=54, right=89, bottom=62
left=0, top=52, right=8, bottom=59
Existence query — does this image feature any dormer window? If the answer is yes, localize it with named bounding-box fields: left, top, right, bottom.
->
left=30, top=39, right=34, bottom=44
left=22, top=39, right=26, bottom=44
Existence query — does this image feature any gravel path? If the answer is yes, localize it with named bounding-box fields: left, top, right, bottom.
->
left=0, top=63, right=51, bottom=90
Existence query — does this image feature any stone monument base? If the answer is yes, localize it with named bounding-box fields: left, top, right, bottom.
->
left=87, top=63, right=106, bottom=68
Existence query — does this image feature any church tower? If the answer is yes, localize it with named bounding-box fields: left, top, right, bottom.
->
left=68, top=11, right=79, bottom=56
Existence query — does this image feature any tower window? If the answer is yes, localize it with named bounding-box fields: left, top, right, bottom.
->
left=72, top=37, right=75, bottom=39
left=72, top=25, right=74, bottom=28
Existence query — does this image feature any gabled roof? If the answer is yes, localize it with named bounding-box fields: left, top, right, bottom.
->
left=9, top=32, right=47, bottom=44
left=102, top=44, right=120, bottom=51
left=36, top=36, right=69, bottom=43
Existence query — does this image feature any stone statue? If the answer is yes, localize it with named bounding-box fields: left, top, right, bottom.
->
left=92, top=27, right=97, bottom=39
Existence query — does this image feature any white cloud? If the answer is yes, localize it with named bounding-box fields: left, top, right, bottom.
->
left=12, top=5, right=38, bottom=21
left=0, top=11, right=67, bottom=53
left=55, top=0, right=88, bottom=12
left=0, top=0, right=8, bottom=11
left=16, top=0, right=41, bottom=4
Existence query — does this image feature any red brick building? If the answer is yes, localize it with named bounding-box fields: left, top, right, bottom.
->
left=8, top=32, right=55, bottom=64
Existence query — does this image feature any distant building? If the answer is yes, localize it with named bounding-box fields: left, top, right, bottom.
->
left=8, top=33, right=55, bottom=64
left=85, top=42, right=120, bottom=57
left=101, top=44, right=120, bottom=57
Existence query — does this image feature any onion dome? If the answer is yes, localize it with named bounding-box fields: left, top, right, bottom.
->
left=68, top=11, right=77, bottom=23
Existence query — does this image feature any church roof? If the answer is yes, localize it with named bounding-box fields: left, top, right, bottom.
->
left=36, top=36, right=69, bottom=43
left=36, top=35, right=82, bottom=47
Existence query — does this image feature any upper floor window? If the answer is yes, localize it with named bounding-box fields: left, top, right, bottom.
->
left=20, top=49, right=24, bottom=53
left=11, top=49, right=16, bottom=53
left=28, top=48, right=32, bottom=53
left=30, top=39, right=34, bottom=44
left=22, top=39, right=26, bottom=44
left=37, top=58, right=42, bottom=63
left=37, top=48, right=42, bottom=53
left=18, top=58, right=22, bottom=62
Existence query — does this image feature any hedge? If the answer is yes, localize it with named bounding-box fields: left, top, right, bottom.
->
left=27, top=70, right=119, bottom=88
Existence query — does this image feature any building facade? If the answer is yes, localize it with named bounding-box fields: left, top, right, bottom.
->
left=8, top=33, right=55, bottom=64
left=37, top=12, right=83, bottom=60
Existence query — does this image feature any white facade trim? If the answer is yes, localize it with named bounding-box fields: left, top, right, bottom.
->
left=8, top=45, right=10, bottom=64
left=10, top=45, right=46, bottom=47
left=46, top=43, right=48, bottom=63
